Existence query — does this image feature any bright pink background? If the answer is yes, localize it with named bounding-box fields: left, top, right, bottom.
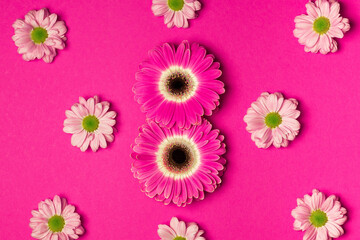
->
left=1, top=0, right=360, bottom=239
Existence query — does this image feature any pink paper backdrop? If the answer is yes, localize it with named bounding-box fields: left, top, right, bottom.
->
left=1, top=0, right=360, bottom=239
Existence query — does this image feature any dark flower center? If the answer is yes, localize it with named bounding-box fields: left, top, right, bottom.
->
left=166, top=73, right=190, bottom=96
left=164, top=144, right=192, bottom=173
left=171, top=148, right=187, bottom=164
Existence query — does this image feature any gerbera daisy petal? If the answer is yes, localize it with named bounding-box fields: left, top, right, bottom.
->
left=63, top=96, right=116, bottom=152
left=292, top=190, right=347, bottom=240
left=134, top=41, right=224, bottom=128
left=244, top=92, right=300, bottom=148
left=132, top=120, right=226, bottom=206
left=294, top=0, right=350, bottom=54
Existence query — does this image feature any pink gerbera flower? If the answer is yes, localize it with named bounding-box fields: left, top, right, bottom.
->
left=152, top=0, right=201, bottom=28
left=131, top=120, right=226, bottom=207
left=243, top=92, right=301, bottom=148
left=291, top=189, right=347, bottom=240
left=30, top=195, right=84, bottom=240
left=133, top=41, right=224, bottom=129
left=293, top=0, right=350, bottom=54
left=12, top=8, right=67, bottom=63
left=63, top=96, right=116, bottom=152
left=158, top=217, right=205, bottom=240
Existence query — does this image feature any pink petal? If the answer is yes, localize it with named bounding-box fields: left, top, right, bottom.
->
left=164, top=10, right=174, bottom=25
left=316, top=226, right=328, bottom=240
left=326, top=222, right=344, bottom=238
left=174, top=11, right=185, bottom=28
left=53, top=195, right=62, bottom=215
left=170, top=217, right=180, bottom=231
left=158, top=224, right=177, bottom=239
left=306, top=31, right=320, bottom=48
left=90, top=134, right=100, bottom=152
left=303, top=226, right=317, bottom=240
left=71, top=130, right=87, bottom=147
left=320, top=0, right=330, bottom=18
left=306, top=2, right=320, bottom=19
left=152, top=3, right=169, bottom=16
left=182, top=4, right=196, bottom=19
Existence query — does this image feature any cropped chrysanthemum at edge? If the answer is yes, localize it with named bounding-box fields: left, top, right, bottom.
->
left=158, top=217, right=205, bottom=240
left=30, top=195, right=84, bottom=240
left=133, top=41, right=224, bottom=129
left=63, top=96, right=117, bottom=152
left=291, top=189, right=347, bottom=240
left=12, top=8, right=67, bottom=63
left=243, top=92, right=301, bottom=149
left=152, top=0, right=201, bottom=28
left=131, top=120, right=226, bottom=207
left=293, top=0, right=350, bottom=54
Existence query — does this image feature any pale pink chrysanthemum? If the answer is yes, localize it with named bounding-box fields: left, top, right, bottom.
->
left=293, top=0, right=350, bottom=54
left=158, top=217, right=205, bottom=240
left=291, top=189, right=347, bottom=240
left=152, top=0, right=201, bottom=28
left=133, top=41, right=224, bottom=129
left=131, top=120, right=226, bottom=207
left=12, top=8, right=67, bottom=63
left=243, top=92, right=301, bottom=149
left=30, top=195, right=84, bottom=240
left=63, top=96, right=116, bottom=152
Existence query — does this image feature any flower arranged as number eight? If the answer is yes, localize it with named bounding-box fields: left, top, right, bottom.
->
left=131, top=120, right=226, bottom=207
left=133, top=41, right=224, bottom=129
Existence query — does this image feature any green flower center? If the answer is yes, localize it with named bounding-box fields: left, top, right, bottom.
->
left=168, top=0, right=184, bottom=11
left=48, top=215, right=65, bottom=232
left=313, top=17, right=330, bottom=35
left=264, top=112, right=282, bottom=128
left=173, top=237, right=186, bottom=240
left=310, top=210, right=328, bottom=228
left=31, top=27, right=48, bottom=44
left=82, top=115, right=99, bottom=132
